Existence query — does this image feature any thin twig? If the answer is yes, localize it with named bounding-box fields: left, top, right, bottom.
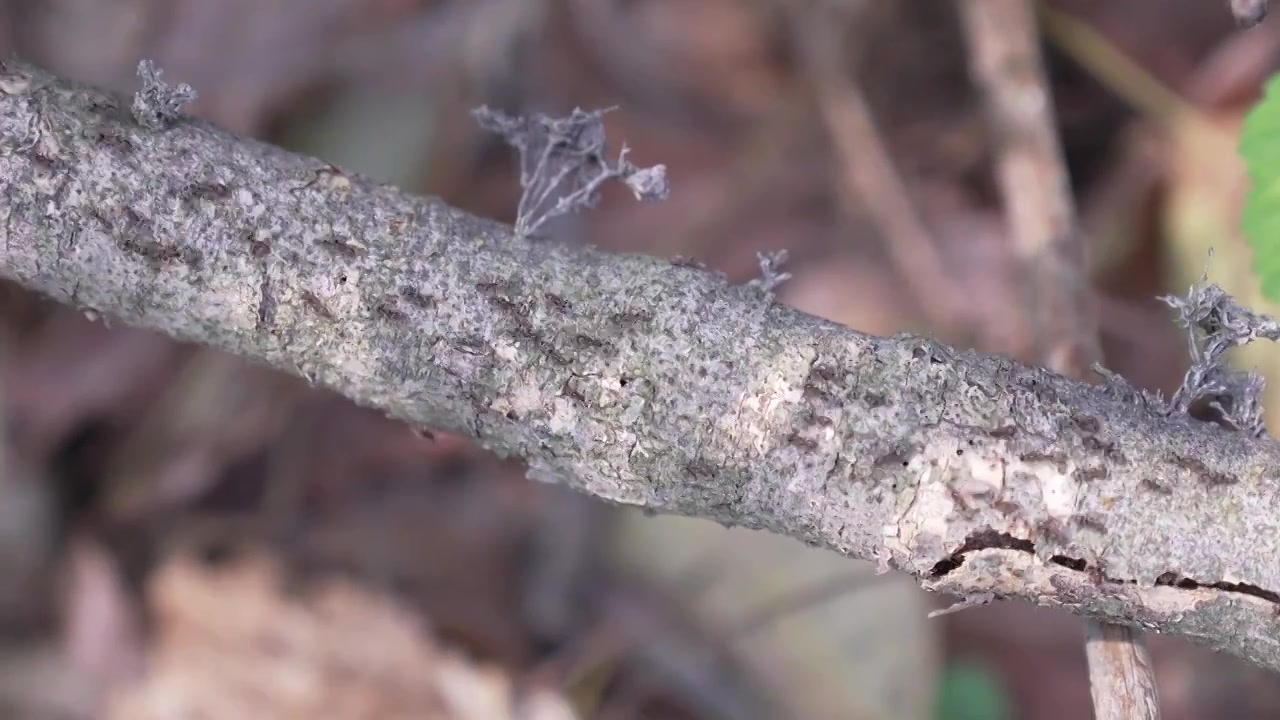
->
left=1085, top=621, right=1162, bottom=718
left=724, top=570, right=884, bottom=638
left=1039, top=4, right=1235, bottom=148
left=959, top=0, right=1103, bottom=371
left=791, top=2, right=974, bottom=334
left=958, top=2, right=1160, bottom=718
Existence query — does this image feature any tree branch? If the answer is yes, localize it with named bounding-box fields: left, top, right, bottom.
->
left=4, top=59, right=1280, bottom=673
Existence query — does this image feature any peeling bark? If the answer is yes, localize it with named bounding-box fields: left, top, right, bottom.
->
left=4, top=59, right=1280, bottom=672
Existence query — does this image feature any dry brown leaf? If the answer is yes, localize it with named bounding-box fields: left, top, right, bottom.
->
left=106, top=553, right=578, bottom=720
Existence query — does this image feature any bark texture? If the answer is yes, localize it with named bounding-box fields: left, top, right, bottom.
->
left=4, top=60, right=1280, bottom=672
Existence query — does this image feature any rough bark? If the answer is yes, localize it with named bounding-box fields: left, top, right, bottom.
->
left=4, top=59, right=1280, bottom=673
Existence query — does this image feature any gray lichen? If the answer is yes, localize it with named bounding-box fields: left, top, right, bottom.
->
left=131, top=59, right=197, bottom=131
left=1163, top=278, right=1278, bottom=437
left=746, top=249, right=792, bottom=300
left=473, top=106, right=668, bottom=238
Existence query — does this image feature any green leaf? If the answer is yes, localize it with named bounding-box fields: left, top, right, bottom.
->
left=934, top=661, right=1010, bottom=720
left=1240, top=72, right=1280, bottom=302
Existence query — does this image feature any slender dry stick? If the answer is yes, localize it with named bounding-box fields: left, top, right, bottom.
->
left=1039, top=4, right=1238, bottom=151
left=793, top=3, right=974, bottom=335
left=958, top=2, right=1160, bottom=718
left=1039, top=5, right=1205, bottom=125
left=958, top=0, right=1102, bottom=371
left=724, top=570, right=883, bottom=638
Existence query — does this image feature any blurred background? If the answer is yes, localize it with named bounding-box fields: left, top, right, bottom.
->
left=0, top=1, right=1278, bottom=718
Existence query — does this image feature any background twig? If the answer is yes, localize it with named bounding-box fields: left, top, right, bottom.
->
left=958, top=2, right=1160, bottom=718
left=790, top=1, right=974, bottom=336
